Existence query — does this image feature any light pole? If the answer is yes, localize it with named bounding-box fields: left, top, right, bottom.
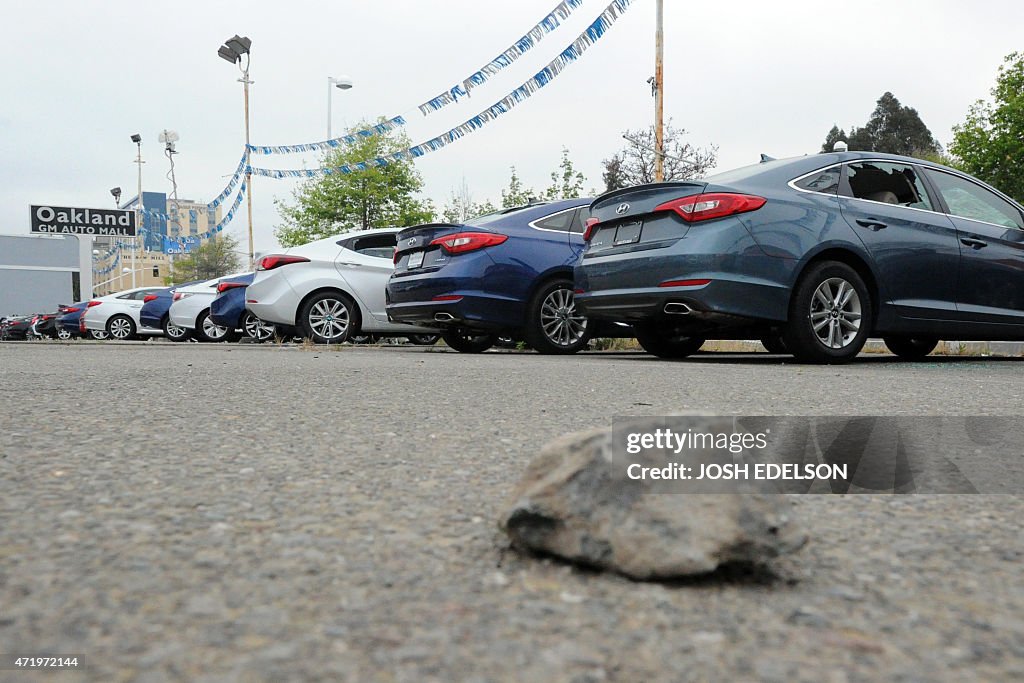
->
left=327, top=75, right=353, bottom=139
left=653, top=0, right=665, bottom=182
left=218, top=34, right=255, bottom=267
left=130, top=134, right=143, bottom=288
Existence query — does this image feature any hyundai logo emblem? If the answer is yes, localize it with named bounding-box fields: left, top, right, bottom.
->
left=615, top=203, right=630, bottom=215
left=407, top=238, right=416, bottom=246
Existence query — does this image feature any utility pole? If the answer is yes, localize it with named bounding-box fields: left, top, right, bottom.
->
left=241, top=67, right=255, bottom=268
left=654, top=0, right=665, bottom=182
left=131, top=134, right=144, bottom=288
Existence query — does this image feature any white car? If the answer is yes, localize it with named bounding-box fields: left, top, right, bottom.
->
left=82, top=287, right=166, bottom=340
left=168, top=274, right=246, bottom=343
left=246, top=228, right=438, bottom=344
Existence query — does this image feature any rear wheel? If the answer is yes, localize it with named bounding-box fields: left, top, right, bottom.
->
left=760, top=330, right=788, bottom=354
left=524, top=279, right=591, bottom=355
left=884, top=336, right=938, bottom=360
left=56, top=327, right=73, bottom=341
left=634, top=324, right=705, bottom=359
left=407, top=334, right=440, bottom=346
left=242, top=312, right=276, bottom=342
left=89, top=330, right=109, bottom=341
left=195, top=309, right=230, bottom=343
left=299, top=291, right=359, bottom=344
left=106, top=315, right=136, bottom=341
left=163, top=316, right=191, bottom=342
left=442, top=328, right=496, bottom=353
left=782, top=261, right=872, bottom=364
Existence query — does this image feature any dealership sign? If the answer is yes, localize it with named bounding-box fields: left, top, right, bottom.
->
left=30, top=205, right=138, bottom=236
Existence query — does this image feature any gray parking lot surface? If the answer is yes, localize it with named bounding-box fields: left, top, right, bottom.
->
left=1, top=342, right=1022, bottom=682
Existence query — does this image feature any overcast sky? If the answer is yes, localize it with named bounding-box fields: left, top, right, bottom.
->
left=1, top=0, right=1020, bottom=251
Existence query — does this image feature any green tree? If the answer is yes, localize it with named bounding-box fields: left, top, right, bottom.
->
left=274, top=119, right=434, bottom=247
left=500, top=166, right=536, bottom=208
left=543, top=147, right=586, bottom=200
left=820, top=125, right=849, bottom=153
left=838, top=92, right=940, bottom=156
left=601, top=120, right=717, bottom=187
left=950, top=52, right=1024, bottom=202
left=170, top=233, right=242, bottom=282
left=441, top=179, right=497, bottom=223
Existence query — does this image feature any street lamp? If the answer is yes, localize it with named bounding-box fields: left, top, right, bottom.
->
left=327, top=75, right=353, bottom=139
left=130, top=134, right=143, bottom=288
left=218, top=34, right=255, bottom=268
left=110, top=187, right=121, bottom=207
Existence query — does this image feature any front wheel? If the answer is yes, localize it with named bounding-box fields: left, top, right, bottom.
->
left=106, top=315, right=136, bottom=341
left=884, top=336, right=938, bottom=360
left=407, top=334, right=440, bottom=346
left=524, top=280, right=591, bottom=354
left=195, top=310, right=230, bottom=343
left=442, top=328, right=496, bottom=353
left=299, top=292, right=360, bottom=344
left=782, top=261, right=872, bottom=364
left=634, top=324, right=705, bottom=359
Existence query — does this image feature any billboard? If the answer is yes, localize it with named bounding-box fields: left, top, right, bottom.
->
left=30, top=205, right=137, bottom=236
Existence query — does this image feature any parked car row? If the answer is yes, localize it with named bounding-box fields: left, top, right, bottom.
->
left=8, top=152, right=1023, bottom=364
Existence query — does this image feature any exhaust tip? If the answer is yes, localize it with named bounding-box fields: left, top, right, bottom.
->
left=663, top=302, right=693, bottom=315
left=434, top=312, right=457, bottom=323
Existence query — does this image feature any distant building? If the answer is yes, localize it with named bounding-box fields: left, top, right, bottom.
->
left=0, top=235, right=92, bottom=316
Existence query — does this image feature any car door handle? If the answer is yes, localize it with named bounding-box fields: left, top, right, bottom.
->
left=855, top=219, right=888, bottom=231
left=960, top=236, right=988, bottom=249
left=338, top=262, right=361, bottom=267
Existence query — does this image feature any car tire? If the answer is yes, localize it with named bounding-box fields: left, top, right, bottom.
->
left=884, top=336, right=938, bottom=360
left=56, top=327, right=73, bottom=341
left=242, top=312, right=276, bottom=343
left=442, top=328, right=496, bottom=353
left=407, top=334, right=441, bottom=346
left=760, top=330, right=788, bottom=354
left=634, top=324, right=705, bottom=359
left=89, top=330, right=109, bottom=341
left=299, top=291, right=360, bottom=344
left=524, top=279, right=592, bottom=355
left=106, top=315, right=136, bottom=341
left=163, top=316, right=191, bottom=342
left=783, top=261, right=872, bottom=364
left=195, top=309, right=230, bottom=343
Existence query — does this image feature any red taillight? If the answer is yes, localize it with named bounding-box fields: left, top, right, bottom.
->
left=257, top=255, right=310, bottom=271
left=432, top=295, right=463, bottom=302
left=655, top=193, right=766, bottom=223
left=393, top=247, right=399, bottom=264
left=429, top=232, right=507, bottom=255
left=583, top=217, right=600, bottom=241
left=143, top=294, right=158, bottom=303
left=172, top=292, right=183, bottom=301
left=65, top=307, right=80, bottom=313
left=80, top=318, right=86, bottom=332
left=216, top=281, right=246, bottom=293
left=86, top=300, right=102, bottom=308
left=659, top=279, right=712, bottom=288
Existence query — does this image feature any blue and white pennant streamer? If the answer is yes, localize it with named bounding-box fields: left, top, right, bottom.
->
left=248, top=0, right=633, bottom=179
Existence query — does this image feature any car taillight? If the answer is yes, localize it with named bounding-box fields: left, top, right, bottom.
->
left=86, top=301, right=102, bottom=308
left=172, top=292, right=192, bottom=301
left=143, top=294, right=158, bottom=303
left=393, top=246, right=399, bottom=264
left=65, top=307, right=80, bottom=313
left=257, top=255, right=310, bottom=271
left=583, top=217, right=600, bottom=241
left=429, top=232, right=508, bottom=255
left=216, top=281, right=247, bottom=293
left=655, top=193, right=766, bottom=223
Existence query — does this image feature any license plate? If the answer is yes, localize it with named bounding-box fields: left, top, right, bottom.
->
left=613, top=221, right=642, bottom=246
left=407, top=251, right=424, bottom=269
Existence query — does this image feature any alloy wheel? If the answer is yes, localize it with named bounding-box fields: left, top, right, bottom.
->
left=539, top=287, right=588, bottom=347
left=56, top=328, right=73, bottom=340
left=202, top=316, right=229, bottom=341
left=243, top=313, right=275, bottom=342
left=810, top=277, right=862, bottom=349
left=109, top=317, right=133, bottom=340
left=308, top=298, right=350, bottom=341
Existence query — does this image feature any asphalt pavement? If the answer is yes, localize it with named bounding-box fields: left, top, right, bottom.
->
left=1, top=342, right=1022, bottom=682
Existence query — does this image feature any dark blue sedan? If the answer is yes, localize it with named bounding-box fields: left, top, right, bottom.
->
left=140, top=283, right=200, bottom=342
left=387, top=199, right=627, bottom=353
left=56, top=302, right=90, bottom=339
left=210, top=273, right=283, bottom=342
left=575, top=151, right=1024, bottom=363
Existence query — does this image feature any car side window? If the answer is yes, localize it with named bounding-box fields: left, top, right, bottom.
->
left=925, top=170, right=1024, bottom=230
left=843, top=162, right=934, bottom=211
left=792, top=167, right=841, bottom=194
left=533, top=208, right=575, bottom=232
left=569, top=207, right=590, bottom=234
left=350, top=233, right=398, bottom=259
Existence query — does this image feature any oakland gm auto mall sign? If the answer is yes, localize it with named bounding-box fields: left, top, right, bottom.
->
left=30, top=204, right=137, bottom=236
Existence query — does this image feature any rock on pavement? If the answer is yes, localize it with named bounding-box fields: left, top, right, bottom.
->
left=499, top=420, right=807, bottom=580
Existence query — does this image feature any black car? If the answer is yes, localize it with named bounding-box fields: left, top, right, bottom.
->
left=1, top=316, right=33, bottom=340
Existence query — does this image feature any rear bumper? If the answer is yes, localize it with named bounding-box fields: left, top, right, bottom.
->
left=244, top=273, right=299, bottom=327
left=386, top=294, right=523, bottom=331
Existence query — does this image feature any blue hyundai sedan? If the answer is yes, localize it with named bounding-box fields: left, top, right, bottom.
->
left=210, top=272, right=285, bottom=342
left=575, top=151, right=1024, bottom=364
left=140, top=282, right=200, bottom=342
left=387, top=199, right=627, bottom=353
